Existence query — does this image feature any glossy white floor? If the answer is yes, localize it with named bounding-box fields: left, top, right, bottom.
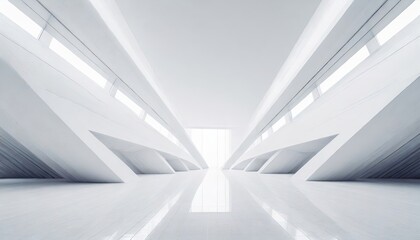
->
left=1, top=170, right=419, bottom=240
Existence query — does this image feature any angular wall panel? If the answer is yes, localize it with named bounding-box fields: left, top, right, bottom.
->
left=259, top=136, right=335, bottom=174
left=0, top=127, right=61, bottom=179
left=259, top=150, right=311, bottom=174
left=161, top=153, right=189, bottom=172
left=123, top=149, right=175, bottom=174
left=361, top=133, right=420, bottom=179
left=0, top=20, right=202, bottom=181
left=244, top=152, right=274, bottom=172
left=183, top=160, right=200, bottom=170
left=93, top=132, right=175, bottom=174
left=231, top=158, right=254, bottom=170
left=0, top=61, right=134, bottom=183
left=297, top=76, right=420, bottom=181
left=244, top=158, right=268, bottom=172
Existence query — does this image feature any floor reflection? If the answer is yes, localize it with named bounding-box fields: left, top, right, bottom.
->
left=2, top=172, right=420, bottom=239
left=190, top=170, right=230, bottom=213
left=233, top=172, right=350, bottom=240
left=124, top=193, right=182, bottom=240
left=248, top=191, right=312, bottom=240
left=234, top=172, right=420, bottom=240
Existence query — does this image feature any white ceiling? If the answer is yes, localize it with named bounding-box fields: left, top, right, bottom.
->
left=116, top=0, right=321, bottom=128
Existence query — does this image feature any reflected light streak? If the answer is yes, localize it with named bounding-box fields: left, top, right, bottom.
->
left=121, top=193, right=181, bottom=240
left=248, top=192, right=311, bottom=240
left=190, top=170, right=230, bottom=213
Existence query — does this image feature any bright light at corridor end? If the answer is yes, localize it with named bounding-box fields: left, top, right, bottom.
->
left=188, top=129, right=232, bottom=213
left=188, top=128, right=231, bottom=169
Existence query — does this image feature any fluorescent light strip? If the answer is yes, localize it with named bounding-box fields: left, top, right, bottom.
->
left=261, top=131, right=269, bottom=141
left=377, top=0, right=420, bottom=45
left=249, top=0, right=353, bottom=130
left=166, top=132, right=179, bottom=145
left=319, top=46, right=369, bottom=93
left=0, top=0, right=42, bottom=38
left=145, top=114, right=169, bottom=137
left=254, top=136, right=261, bottom=146
left=291, top=93, right=315, bottom=118
left=145, top=114, right=181, bottom=146
left=49, top=38, right=107, bottom=88
left=115, top=90, right=144, bottom=117
left=272, top=117, right=286, bottom=132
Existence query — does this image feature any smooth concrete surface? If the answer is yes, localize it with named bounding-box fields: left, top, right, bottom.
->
left=1, top=171, right=419, bottom=240
left=243, top=152, right=274, bottom=172
left=259, top=150, right=311, bottom=174
left=0, top=17, right=201, bottom=182
left=244, top=157, right=270, bottom=172
left=183, top=160, right=201, bottom=171
left=0, top=126, right=61, bottom=179
left=162, top=155, right=189, bottom=172
left=37, top=0, right=208, bottom=169
left=110, top=0, right=321, bottom=128
left=259, top=136, right=336, bottom=174
left=361, top=133, right=420, bottom=179
left=224, top=0, right=390, bottom=169
left=231, top=158, right=254, bottom=170
left=295, top=18, right=420, bottom=181
left=122, top=149, right=175, bottom=174
left=0, top=59, right=133, bottom=183
left=299, top=76, right=420, bottom=181
left=235, top=17, right=420, bottom=181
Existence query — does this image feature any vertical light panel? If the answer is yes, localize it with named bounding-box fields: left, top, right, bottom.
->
left=188, top=128, right=231, bottom=168
left=201, top=129, right=218, bottom=169
left=188, top=128, right=231, bottom=212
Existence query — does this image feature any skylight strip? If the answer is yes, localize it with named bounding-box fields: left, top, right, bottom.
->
left=167, top=133, right=180, bottom=145
left=0, top=0, right=42, bottom=38
left=254, top=136, right=262, bottom=146
left=145, top=114, right=169, bottom=137
left=261, top=131, right=269, bottom=141
left=319, top=46, right=369, bottom=93
left=115, top=90, right=144, bottom=117
left=377, top=0, right=420, bottom=45
left=291, top=93, right=314, bottom=118
left=248, top=0, right=353, bottom=130
left=272, top=117, right=286, bottom=132
left=49, top=38, right=107, bottom=88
